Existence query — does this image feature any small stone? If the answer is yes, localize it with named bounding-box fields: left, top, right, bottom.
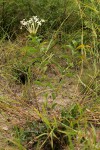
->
left=2, top=126, right=8, bottom=131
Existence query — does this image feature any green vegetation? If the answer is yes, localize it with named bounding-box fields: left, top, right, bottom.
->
left=0, top=0, right=100, bottom=149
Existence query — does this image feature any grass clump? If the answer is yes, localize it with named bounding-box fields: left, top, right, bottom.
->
left=10, top=103, right=99, bottom=150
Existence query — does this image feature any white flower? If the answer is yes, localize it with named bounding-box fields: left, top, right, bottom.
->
left=20, top=20, right=27, bottom=26
left=20, top=16, right=45, bottom=35
left=37, top=21, right=42, bottom=26
left=28, top=19, right=33, bottom=23
left=33, top=16, right=39, bottom=22
left=41, top=19, right=45, bottom=22
left=20, top=26, right=22, bottom=29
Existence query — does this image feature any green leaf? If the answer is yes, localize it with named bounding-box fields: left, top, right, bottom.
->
left=22, top=46, right=39, bottom=55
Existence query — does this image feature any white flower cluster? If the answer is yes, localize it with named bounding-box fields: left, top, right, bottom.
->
left=20, top=16, right=45, bottom=35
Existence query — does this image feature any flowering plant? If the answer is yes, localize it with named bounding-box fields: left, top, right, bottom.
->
left=20, top=16, right=45, bottom=35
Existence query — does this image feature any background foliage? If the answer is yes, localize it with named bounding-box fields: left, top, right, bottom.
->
left=0, top=0, right=100, bottom=149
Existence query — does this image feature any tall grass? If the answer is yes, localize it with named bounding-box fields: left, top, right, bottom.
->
left=0, top=0, right=100, bottom=149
